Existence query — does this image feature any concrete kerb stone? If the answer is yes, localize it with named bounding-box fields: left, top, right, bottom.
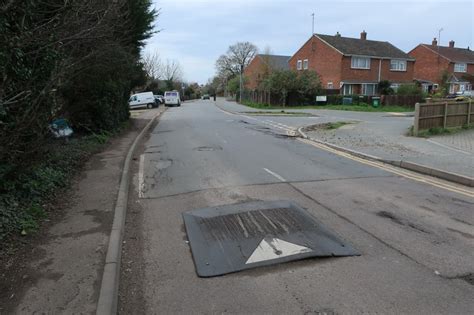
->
left=96, top=110, right=164, bottom=315
left=297, top=126, right=474, bottom=187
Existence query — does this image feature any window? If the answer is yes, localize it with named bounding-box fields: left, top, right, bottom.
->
left=297, top=60, right=302, bottom=70
left=343, top=84, right=352, bottom=95
left=390, top=60, right=407, bottom=71
left=454, top=63, right=467, bottom=72
left=351, top=56, right=370, bottom=69
left=303, top=59, right=308, bottom=70
left=433, top=84, right=439, bottom=90
left=362, top=84, right=376, bottom=96
left=390, top=83, right=400, bottom=92
left=327, top=82, right=333, bottom=89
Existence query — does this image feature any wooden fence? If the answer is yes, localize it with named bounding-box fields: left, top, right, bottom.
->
left=413, top=100, right=473, bottom=135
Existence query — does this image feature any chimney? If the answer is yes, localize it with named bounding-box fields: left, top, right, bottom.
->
left=360, top=30, right=367, bottom=40
left=432, top=38, right=437, bottom=46
left=335, top=31, right=341, bottom=37
left=449, top=40, right=455, bottom=48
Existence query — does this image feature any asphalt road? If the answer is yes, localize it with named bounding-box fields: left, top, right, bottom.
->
left=119, top=99, right=474, bottom=314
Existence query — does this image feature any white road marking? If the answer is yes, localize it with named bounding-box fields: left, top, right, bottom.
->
left=264, top=168, right=286, bottom=182
left=246, top=238, right=312, bottom=264
left=426, top=139, right=472, bottom=155
left=138, top=154, right=145, bottom=198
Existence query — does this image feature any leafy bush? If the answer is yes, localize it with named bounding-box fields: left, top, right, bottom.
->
left=396, top=84, right=423, bottom=96
left=1, top=0, right=156, bottom=239
left=379, top=80, right=394, bottom=95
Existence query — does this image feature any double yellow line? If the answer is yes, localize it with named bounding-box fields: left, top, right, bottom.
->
left=215, top=102, right=473, bottom=198
left=297, top=138, right=474, bottom=198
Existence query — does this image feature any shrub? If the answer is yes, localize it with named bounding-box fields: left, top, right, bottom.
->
left=396, top=84, right=423, bottom=96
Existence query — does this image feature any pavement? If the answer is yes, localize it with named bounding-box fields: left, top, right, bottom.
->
left=0, top=107, right=162, bottom=314
left=217, top=99, right=474, bottom=180
left=119, top=99, right=474, bottom=313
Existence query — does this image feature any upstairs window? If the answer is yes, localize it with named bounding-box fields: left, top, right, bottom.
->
left=454, top=63, right=467, bottom=72
left=351, top=56, right=370, bottom=69
left=303, top=59, right=309, bottom=70
left=297, top=60, right=302, bottom=70
left=327, top=82, right=333, bottom=89
left=390, top=60, right=407, bottom=71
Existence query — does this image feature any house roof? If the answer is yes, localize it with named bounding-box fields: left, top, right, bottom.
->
left=421, top=44, right=474, bottom=64
left=257, top=54, right=290, bottom=70
left=315, top=34, right=413, bottom=60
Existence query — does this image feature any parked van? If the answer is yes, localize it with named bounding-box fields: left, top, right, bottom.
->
left=164, top=91, right=181, bottom=107
left=129, top=92, right=156, bottom=109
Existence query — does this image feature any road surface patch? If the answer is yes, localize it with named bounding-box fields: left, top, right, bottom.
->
left=183, top=200, right=359, bottom=277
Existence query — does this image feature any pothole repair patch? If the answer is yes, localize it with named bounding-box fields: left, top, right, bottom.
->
left=183, top=200, right=359, bottom=277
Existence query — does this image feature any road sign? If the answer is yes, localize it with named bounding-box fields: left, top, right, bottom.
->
left=183, top=200, right=359, bottom=277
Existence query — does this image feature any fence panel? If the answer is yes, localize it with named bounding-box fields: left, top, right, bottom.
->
left=413, top=100, right=472, bottom=135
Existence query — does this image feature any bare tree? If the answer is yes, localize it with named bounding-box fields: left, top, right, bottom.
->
left=162, top=59, right=183, bottom=89
left=228, top=42, right=258, bottom=69
left=215, top=41, right=258, bottom=79
left=142, top=51, right=162, bottom=80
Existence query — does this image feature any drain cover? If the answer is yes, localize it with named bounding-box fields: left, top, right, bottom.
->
left=183, top=200, right=359, bottom=277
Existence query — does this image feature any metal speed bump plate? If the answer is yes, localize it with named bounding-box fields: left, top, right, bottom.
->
left=183, top=200, right=359, bottom=277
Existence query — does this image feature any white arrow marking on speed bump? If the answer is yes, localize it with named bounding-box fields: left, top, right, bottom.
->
left=246, top=238, right=312, bottom=264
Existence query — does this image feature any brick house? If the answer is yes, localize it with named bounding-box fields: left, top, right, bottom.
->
left=244, top=54, right=290, bottom=90
left=288, top=31, right=415, bottom=95
left=409, top=39, right=474, bottom=93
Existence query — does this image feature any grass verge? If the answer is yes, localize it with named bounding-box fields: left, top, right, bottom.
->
left=0, top=123, right=128, bottom=242
left=408, top=124, right=474, bottom=137
left=241, top=101, right=413, bottom=112
left=241, top=111, right=314, bottom=117
left=325, top=121, right=351, bottom=129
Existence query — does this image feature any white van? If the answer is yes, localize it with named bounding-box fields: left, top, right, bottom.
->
left=129, top=92, right=156, bottom=109
left=164, top=91, right=181, bottom=107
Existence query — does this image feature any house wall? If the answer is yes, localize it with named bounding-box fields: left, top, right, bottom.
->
left=447, top=63, right=474, bottom=76
left=289, top=36, right=343, bottom=88
left=340, top=57, right=414, bottom=83
left=244, top=56, right=264, bottom=90
left=409, top=45, right=451, bottom=84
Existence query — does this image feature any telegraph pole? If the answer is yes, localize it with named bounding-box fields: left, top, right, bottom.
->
left=239, top=65, right=243, bottom=103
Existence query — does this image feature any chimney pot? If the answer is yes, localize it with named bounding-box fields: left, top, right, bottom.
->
left=432, top=37, right=437, bottom=46
left=335, top=31, right=341, bottom=37
left=449, top=40, right=455, bottom=48
left=361, top=30, right=367, bottom=40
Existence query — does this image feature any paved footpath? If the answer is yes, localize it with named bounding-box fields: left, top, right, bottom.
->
left=0, top=107, right=163, bottom=314
left=217, top=99, right=474, bottom=178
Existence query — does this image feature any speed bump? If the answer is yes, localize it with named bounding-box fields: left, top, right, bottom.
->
left=183, top=200, right=359, bottom=277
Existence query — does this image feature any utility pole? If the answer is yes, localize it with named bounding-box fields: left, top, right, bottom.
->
left=239, top=65, right=243, bottom=103
left=311, top=13, right=315, bottom=34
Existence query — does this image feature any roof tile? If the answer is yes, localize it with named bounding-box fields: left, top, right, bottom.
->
left=316, top=34, right=412, bottom=59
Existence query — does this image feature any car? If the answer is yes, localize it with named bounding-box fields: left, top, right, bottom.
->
left=453, top=90, right=474, bottom=101
left=164, top=91, right=181, bottom=107
left=129, top=91, right=156, bottom=109
left=154, top=94, right=164, bottom=105
left=202, top=94, right=210, bottom=100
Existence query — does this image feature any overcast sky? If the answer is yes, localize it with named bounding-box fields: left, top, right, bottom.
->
left=144, top=0, right=474, bottom=84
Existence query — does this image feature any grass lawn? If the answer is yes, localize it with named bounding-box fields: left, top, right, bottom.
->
left=241, top=101, right=413, bottom=112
